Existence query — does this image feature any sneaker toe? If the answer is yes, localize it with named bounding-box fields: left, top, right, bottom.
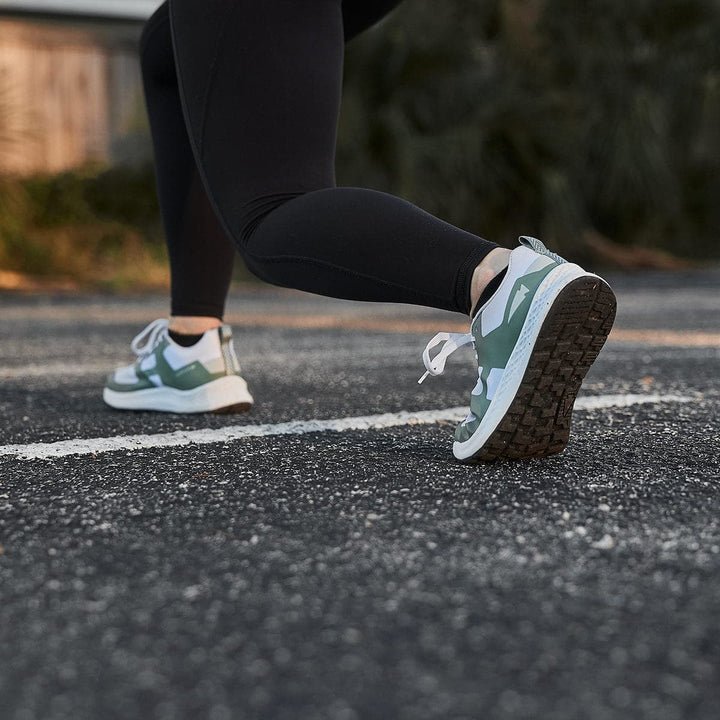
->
left=107, top=363, right=141, bottom=389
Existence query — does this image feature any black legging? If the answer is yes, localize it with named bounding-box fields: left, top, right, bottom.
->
left=141, top=0, right=496, bottom=319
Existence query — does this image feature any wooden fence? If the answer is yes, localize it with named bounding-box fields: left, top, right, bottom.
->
left=0, top=15, right=146, bottom=175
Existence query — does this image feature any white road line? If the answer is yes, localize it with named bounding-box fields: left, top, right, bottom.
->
left=0, top=394, right=693, bottom=461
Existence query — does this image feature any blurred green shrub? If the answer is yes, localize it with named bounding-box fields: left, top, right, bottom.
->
left=338, top=0, right=720, bottom=259
left=0, top=165, right=168, bottom=289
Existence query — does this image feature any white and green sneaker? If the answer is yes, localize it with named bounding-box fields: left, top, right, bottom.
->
left=420, top=236, right=616, bottom=462
left=103, top=319, right=254, bottom=413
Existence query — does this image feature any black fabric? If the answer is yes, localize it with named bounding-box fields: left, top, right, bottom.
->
left=140, top=0, right=405, bottom=319
left=143, top=0, right=497, bottom=316
left=140, top=3, right=234, bottom=319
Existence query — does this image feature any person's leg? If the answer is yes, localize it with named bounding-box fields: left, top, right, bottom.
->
left=145, top=0, right=615, bottom=457
left=141, top=0, right=408, bottom=338
left=104, top=2, right=253, bottom=415
left=104, top=0, right=417, bottom=413
left=168, top=0, right=499, bottom=316
left=139, top=2, right=232, bottom=335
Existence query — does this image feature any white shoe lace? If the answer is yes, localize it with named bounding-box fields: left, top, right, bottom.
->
left=418, top=331, right=474, bottom=384
left=130, top=318, right=169, bottom=358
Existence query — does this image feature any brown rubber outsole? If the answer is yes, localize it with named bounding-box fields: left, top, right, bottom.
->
left=466, top=276, right=617, bottom=463
left=212, top=402, right=253, bottom=415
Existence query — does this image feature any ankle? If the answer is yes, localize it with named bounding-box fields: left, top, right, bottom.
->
left=168, top=315, right=222, bottom=336
left=469, top=248, right=511, bottom=314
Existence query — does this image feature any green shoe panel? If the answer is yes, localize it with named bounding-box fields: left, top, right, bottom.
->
left=467, top=262, right=561, bottom=422
left=106, top=340, right=227, bottom=393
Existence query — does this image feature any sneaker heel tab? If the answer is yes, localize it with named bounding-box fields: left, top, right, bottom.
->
left=518, top=236, right=566, bottom=264
left=218, top=325, right=241, bottom=374
left=219, top=324, right=233, bottom=343
left=518, top=235, right=550, bottom=249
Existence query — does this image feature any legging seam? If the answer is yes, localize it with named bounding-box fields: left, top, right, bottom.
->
left=197, top=2, right=236, bottom=155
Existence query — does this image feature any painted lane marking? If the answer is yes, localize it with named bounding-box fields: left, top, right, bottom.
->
left=0, top=394, right=693, bottom=461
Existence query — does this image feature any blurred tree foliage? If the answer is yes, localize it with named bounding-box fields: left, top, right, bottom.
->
left=338, top=0, right=720, bottom=259
left=2, top=0, right=719, bottom=286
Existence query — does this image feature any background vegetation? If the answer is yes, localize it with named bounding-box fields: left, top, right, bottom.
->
left=339, top=0, right=720, bottom=263
left=0, top=165, right=168, bottom=290
left=1, top=0, right=719, bottom=289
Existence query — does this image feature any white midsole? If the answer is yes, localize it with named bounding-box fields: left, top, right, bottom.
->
left=453, top=263, right=597, bottom=460
left=103, top=374, right=253, bottom=413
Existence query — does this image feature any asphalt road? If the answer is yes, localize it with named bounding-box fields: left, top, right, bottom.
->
left=0, top=270, right=718, bottom=720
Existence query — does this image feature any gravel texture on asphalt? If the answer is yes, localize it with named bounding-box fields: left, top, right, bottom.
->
left=1, top=273, right=718, bottom=720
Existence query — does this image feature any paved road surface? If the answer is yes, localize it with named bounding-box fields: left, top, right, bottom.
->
left=0, top=270, right=718, bottom=720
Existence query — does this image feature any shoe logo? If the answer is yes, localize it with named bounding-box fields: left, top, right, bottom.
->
left=508, top=284, right=530, bottom=321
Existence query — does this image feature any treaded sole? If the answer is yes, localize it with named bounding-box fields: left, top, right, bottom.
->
left=103, top=395, right=253, bottom=415
left=461, top=276, right=617, bottom=462
left=211, top=402, right=253, bottom=415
